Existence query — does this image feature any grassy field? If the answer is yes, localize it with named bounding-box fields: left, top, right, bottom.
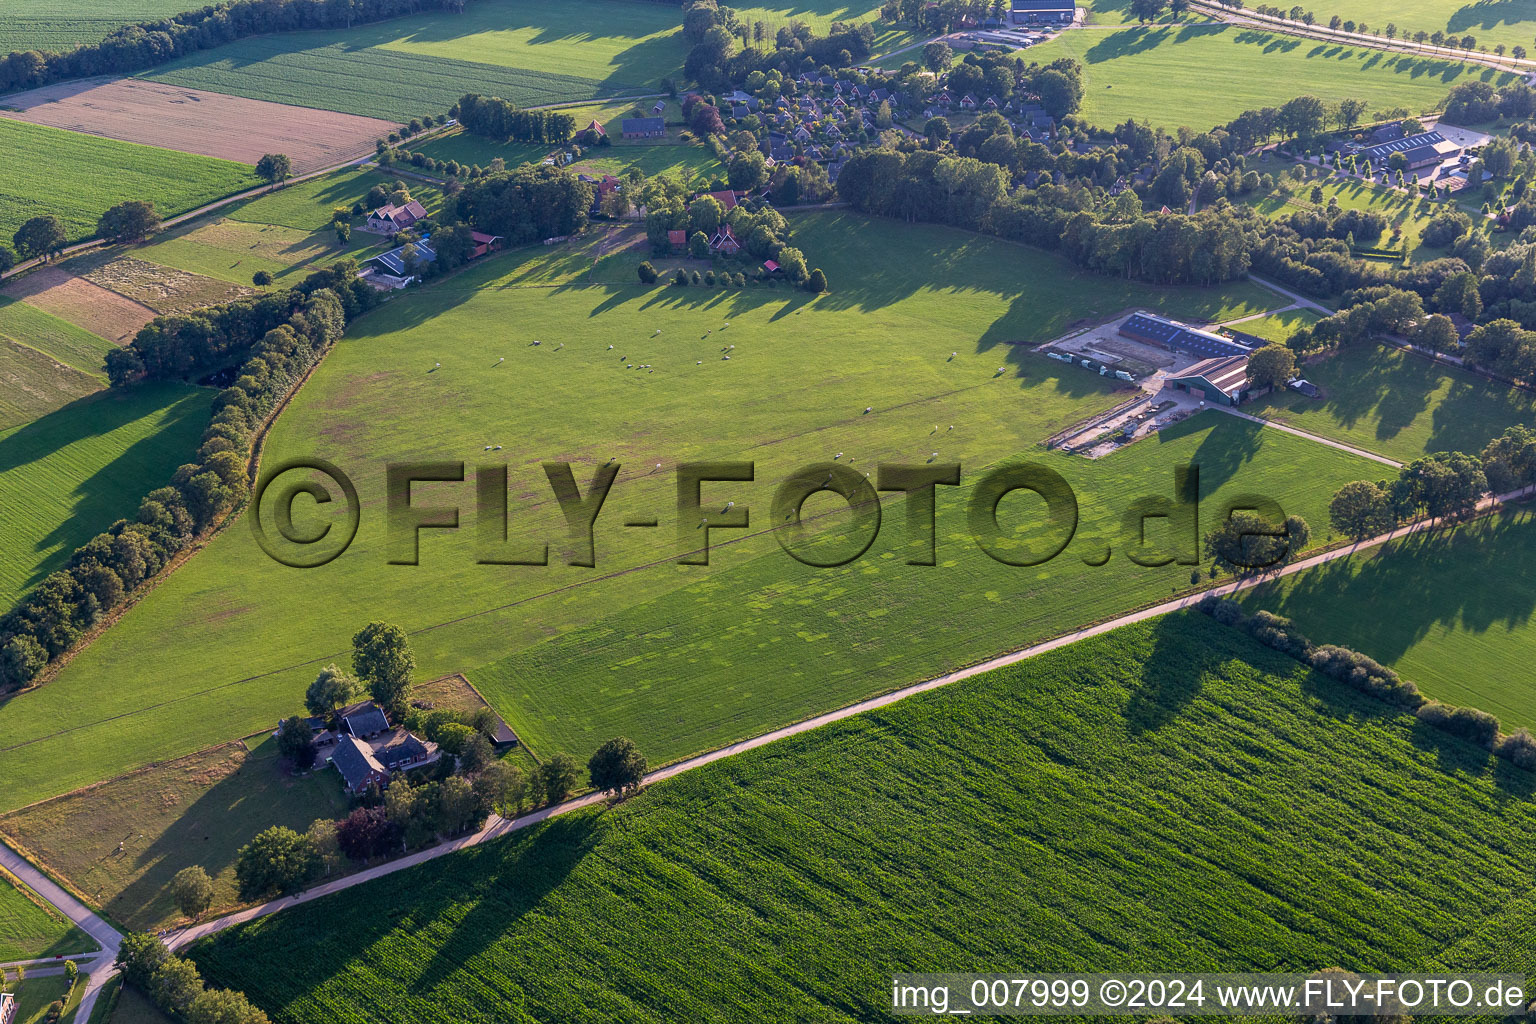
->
left=0, top=298, right=114, bottom=383
left=10, top=975, right=80, bottom=1024
left=186, top=613, right=1536, bottom=1023
left=0, top=212, right=1355, bottom=812
left=0, top=338, right=105, bottom=431
left=0, top=734, right=349, bottom=932
left=143, top=0, right=685, bottom=121
left=0, top=0, right=192, bottom=52
left=0, top=381, right=213, bottom=609
left=1305, top=0, right=1536, bottom=53
left=0, top=869, right=92, bottom=962
left=1241, top=505, right=1536, bottom=727
left=1022, top=24, right=1518, bottom=131
left=1248, top=341, right=1536, bottom=465
left=134, top=167, right=443, bottom=288
left=1242, top=164, right=1486, bottom=262
left=1227, top=308, right=1319, bottom=344
left=0, top=119, right=258, bottom=246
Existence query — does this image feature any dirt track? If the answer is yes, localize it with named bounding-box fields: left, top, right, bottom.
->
left=0, top=78, right=398, bottom=173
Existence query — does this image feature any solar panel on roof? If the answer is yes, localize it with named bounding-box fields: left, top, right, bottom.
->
left=1119, top=313, right=1250, bottom=359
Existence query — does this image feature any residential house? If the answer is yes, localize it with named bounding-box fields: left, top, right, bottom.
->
left=621, top=116, right=666, bottom=139
left=331, top=735, right=391, bottom=795
left=312, top=700, right=440, bottom=795
left=709, top=225, right=741, bottom=254
left=1, top=991, right=14, bottom=1024
left=667, top=228, right=688, bottom=252
left=364, top=199, right=428, bottom=234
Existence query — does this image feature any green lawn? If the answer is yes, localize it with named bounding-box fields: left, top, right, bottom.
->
left=0, top=381, right=213, bottom=609
left=1304, top=0, right=1536, bottom=53
left=143, top=0, right=686, bottom=121
left=1241, top=505, right=1536, bottom=728
left=0, top=869, right=93, bottom=962
left=1228, top=308, right=1319, bottom=344
left=10, top=975, right=80, bottom=1024
left=0, top=211, right=1357, bottom=812
left=1022, top=23, right=1518, bottom=131
left=1242, top=165, right=1483, bottom=262
left=0, top=120, right=258, bottom=247
left=186, top=613, right=1536, bottom=1023
left=1247, top=341, right=1536, bottom=465
left=0, top=734, right=350, bottom=932
left=0, top=0, right=192, bottom=52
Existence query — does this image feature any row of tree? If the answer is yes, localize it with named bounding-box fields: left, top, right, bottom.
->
left=1329, top=426, right=1536, bottom=540
left=116, top=933, right=267, bottom=1024
left=452, top=93, right=577, bottom=146
left=0, top=265, right=377, bottom=692
left=0, top=0, right=475, bottom=95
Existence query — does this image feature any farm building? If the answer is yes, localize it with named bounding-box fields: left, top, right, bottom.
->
left=1119, top=312, right=1253, bottom=359
left=584, top=119, right=606, bottom=140
left=621, top=116, right=665, bottom=139
left=470, top=231, right=503, bottom=258
left=308, top=700, right=440, bottom=794
left=1358, top=130, right=1460, bottom=172
left=1164, top=354, right=1250, bottom=406
left=369, top=237, right=438, bottom=281
left=1010, top=0, right=1076, bottom=24
left=364, top=199, right=428, bottom=234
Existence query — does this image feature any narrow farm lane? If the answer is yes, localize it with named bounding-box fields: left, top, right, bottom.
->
left=1215, top=406, right=1404, bottom=468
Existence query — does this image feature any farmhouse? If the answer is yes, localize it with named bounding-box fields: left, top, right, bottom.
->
left=1164, top=354, right=1250, bottom=406
left=583, top=119, right=606, bottom=140
left=621, top=116, right=665, bottom=139
left=1010, top=0, right=1076, bottom=24
left=1119, top=312, right=1253, bottom=359
left=364, top=199, right=427, bottom=234
left=709, top=225, right=741, bottom=254
left=315, top=700, right=440, bottom=795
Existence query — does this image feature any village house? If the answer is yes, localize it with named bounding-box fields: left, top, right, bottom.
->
left=303, top=699, right=440, bottom=795
left=364, top=199, right=428, bottom=234
left=709, top=225, right=741, bottom=254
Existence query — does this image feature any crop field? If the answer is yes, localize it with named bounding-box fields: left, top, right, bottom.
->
left=0, top=79, right=399, bottom=175
left=0, top=119, right=258, bottom=246
left=0, top=0, right=192, bottom=52
left=1242, top=165, right=1488, bottom=261
left=70, top=253, right=255, bottom=316
left=1249, top=341, right=1536, bottom=465
left=1021, top=25, right=1518, bottom=131
left=1241, top=505, right=1536, bottom=727
left=0, top=868, right=91, bottom=962
left=0, top=381, right=213, bottom=609
left=1, top=267, right=156, bottom=345
left=0, top=297, right=114, bottom=427
left=144, top=0, right=687, bottom=121
left=134, top=167, right=443, bottom=287
left=187, top=614, right=1536, bottom=1023
left=0, top=210, right=1356, bottom=811
left=0, top=297, right=114, bottom=382
left=0, top=735, right=348, bottom=932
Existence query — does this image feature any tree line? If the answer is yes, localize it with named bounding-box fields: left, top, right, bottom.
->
left=452, top=93, right=577, bottom=146
left=117, top=933, right=267, bottom=1024
left=1200, top=598, right=1535, bottom=771
left=0, top=263, right=379, bottom=692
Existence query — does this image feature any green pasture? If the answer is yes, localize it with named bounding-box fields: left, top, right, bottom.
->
left=143, top=0, right=686, bottom=121
left=0, top=870, right=92, bottom=962
left=135, top=166, right=443, bottom=287
left=187, top=614, right=1536, bottom=1023
left=0, top=381, right=212, bottom=609
left=1304, top=0, right=1536, bottom=53
left=1227, top=308, right=1319, bottom=344
left=1241, top=505, right=1536, bottom=728
left=0, top=0, right=192, bottom=53
left=0, top=212, right=1324, bottom=810
left=0, top=119, right=258, bottom=246
left=1022, top=24, right=1518, bottom=131
left=0, top=298, right=115, bottom=428
left=1249, top=341, right=1536, bottom=465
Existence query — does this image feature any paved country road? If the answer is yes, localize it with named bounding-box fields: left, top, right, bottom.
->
left=164, top=481, right=1535, bottom=952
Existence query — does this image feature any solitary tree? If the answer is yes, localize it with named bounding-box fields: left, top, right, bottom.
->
left=13, top=215, right=66, bottom=259
left=252, top=270, right=273, bottom=287
left=351, top=621, right=415, bottom=715
left=588, top=736, right=647, bottom=795
left=97, top=200, right=161, bottom=243
left=1205, top=511, right=1307, bottom=574
left=255, top=153, right=293, bottom=186
left=235, top=826, right=319, bottom=900
left=169, top=866, right=215, bottom=921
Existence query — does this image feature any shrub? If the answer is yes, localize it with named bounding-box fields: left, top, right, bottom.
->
left=1198, top=595, right=1246, bottom=627
left=637, top=261, right=659, bottom=283
left=1415, top=701, right=1500, bottom=749
left=1494, top=727, right=1536, bottom=769
left=704, top=270, right=716, bottom=285
left=1246, top=610, right=1312, bottom=659
left=252, top=270, right=273, bottom=287
left=1309, top=645, right=1422, bottom=707
left=672, top=268, right=687, bottom=286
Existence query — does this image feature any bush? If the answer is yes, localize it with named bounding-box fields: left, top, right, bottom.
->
left=704, top=270, right=716, bottom=285
left=1309, top=645, right=1422, bottom=707
left=672, top=268, right=687, bottom=286
left=1246, top=610, right=1313, bottom=659
left=1494, top=727, right=1536, bottom=769
left=1415, top=701, right=1501, bottom=749
left=1198, top=595, right=1246, bottom=627
left=806, top=267, right=827, bottom=292
left=252, top=270, right=273, bottom=286
left=637, top=260, right=659, bottom=283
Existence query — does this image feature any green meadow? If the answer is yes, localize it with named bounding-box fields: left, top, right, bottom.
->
left=143, top=0, right=687, bottom=121
left=0, top=212, right=1340, bottom=810
left=1022, top=24, right=1518, bottom=131
left=0, top=297, right=116, bottom=428
left=0, top=870, right=92, bottom=961
left=135, top=167, right=443, bottom=288
left=0, top=119, right=258, bottom=246
left=1228, top=308, right=1319, bottom=345
left=0, top=381, right=212, bottom=609
left=1242, top=505, right=1536, bottom=728
left=1249, top=341, right=1536, bottom=465
left=188, top=614, right=1536, bottom=1023
left=0, top=0, right=192, bottom=52
left=1307, top=0, right=1536, bottom=53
